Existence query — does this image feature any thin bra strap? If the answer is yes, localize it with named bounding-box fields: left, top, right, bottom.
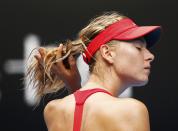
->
left=73, top=88, right=112, bottom=131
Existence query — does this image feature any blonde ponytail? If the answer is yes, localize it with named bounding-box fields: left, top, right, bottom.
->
left=25, top=39, right=84, bottom=104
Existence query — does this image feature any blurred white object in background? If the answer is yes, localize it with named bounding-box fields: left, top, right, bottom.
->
left=23, top=34, right=40, bottom=106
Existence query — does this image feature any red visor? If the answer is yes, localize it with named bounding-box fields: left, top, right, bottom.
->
left=82, top=18, right=161, bottom=64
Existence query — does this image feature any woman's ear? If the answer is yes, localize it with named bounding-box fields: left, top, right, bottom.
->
left=99, top=44, right=115, bottom=64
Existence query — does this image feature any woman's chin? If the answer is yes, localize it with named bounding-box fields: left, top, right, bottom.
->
left=132, top=78, right=149, bottom=87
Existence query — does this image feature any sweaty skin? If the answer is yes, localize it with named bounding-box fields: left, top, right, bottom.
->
left=42, top=39, right=152, bottom=131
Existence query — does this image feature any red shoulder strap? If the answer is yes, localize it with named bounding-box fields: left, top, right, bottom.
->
left=73, top=88, right=112, bottom=131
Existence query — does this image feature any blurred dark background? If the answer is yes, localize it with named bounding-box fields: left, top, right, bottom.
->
left=0, top=0, right=178, bottom=131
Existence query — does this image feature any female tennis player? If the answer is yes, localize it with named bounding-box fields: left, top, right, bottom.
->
left=27, top=11, right=161, bottom=131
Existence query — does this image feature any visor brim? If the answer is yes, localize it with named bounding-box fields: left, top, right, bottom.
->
left=114, top=26, right=161, bottom=48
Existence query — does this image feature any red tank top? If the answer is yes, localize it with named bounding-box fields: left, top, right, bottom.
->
left=73, top=88, right=112, bottom=131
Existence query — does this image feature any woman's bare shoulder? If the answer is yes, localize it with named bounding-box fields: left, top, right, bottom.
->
left=96, top=97, right=148, bottom=114
left=44, top=94, right=75, bottom=116
left=44, top=99, right=62, bottom=113
left=105, top=98, right=149, bottom=119
left=117, top=98, right=150, bottom=130
left=96, top=98, right=150, bottom=131
left=43, top=96, right=73, bottom=130
left=44, top=94, right=74, bottom=115
left=43, top=99, right=63, bottom=130
left=116, top=98, right=148, bottom=110
left=43, top=99, right=63, bottom=122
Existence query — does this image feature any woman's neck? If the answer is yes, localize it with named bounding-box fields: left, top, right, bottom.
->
left=82, top=73, right=126, bottom=97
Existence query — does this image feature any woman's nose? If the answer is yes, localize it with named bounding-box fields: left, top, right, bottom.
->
left=145, top=49, right=155, bottom=63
